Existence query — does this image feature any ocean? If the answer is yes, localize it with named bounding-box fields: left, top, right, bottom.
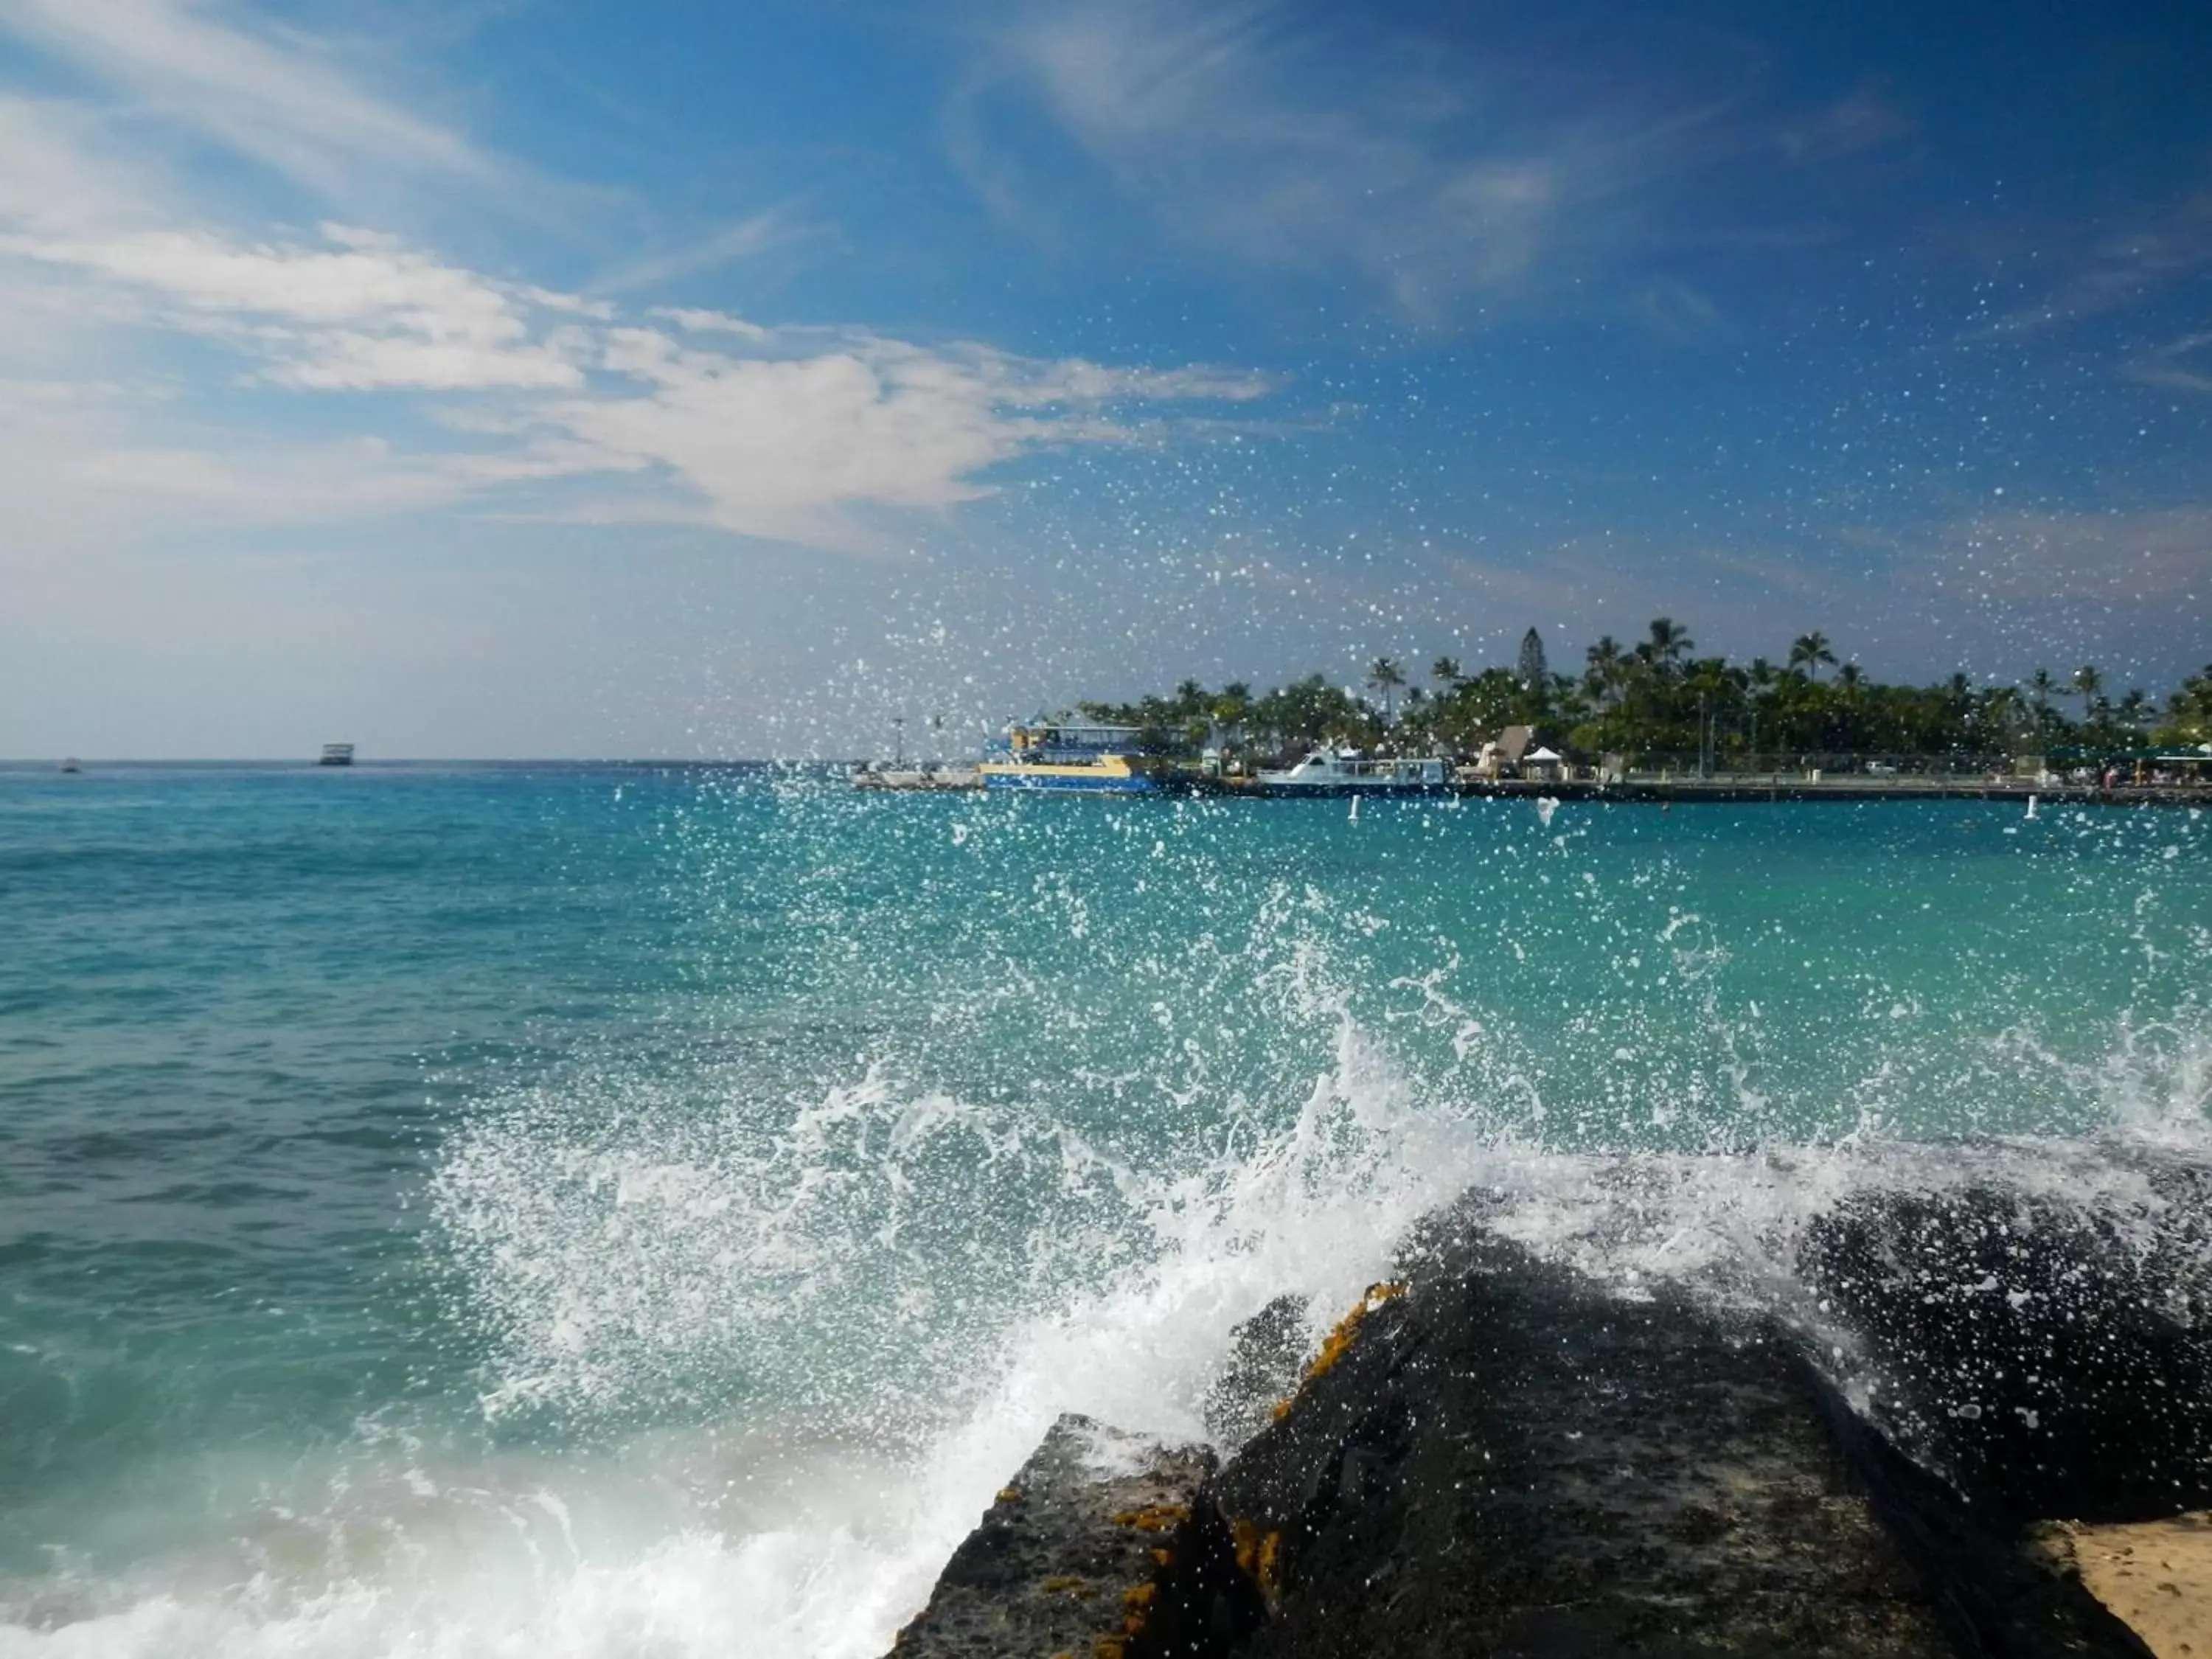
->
left=1, top=762, right=2206, bottom=1656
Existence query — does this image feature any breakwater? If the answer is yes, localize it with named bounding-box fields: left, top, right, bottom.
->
left=853, top=765, right=2209, bottom=804
left=891, top=1178, right=2211, bottom=1658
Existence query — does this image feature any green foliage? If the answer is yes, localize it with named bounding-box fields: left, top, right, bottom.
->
left=1074, top=626, right=2211, bottom=764
left=2154, top=666, right=2212, bottom=747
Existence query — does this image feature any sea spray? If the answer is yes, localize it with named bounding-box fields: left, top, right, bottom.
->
left=5, top=771, right=2209, bottom=1658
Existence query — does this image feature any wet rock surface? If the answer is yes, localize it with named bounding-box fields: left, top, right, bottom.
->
left=1202, top=1293, right=1311, bottom=1446
left=1211, top=1209, right=1958, bottom=1656
left=1801, top=1178, right=2212, bottom=1523
left=888, top=1413, right=1263, bottom=1659
left=897, top=1182, right=2211, bottom=1657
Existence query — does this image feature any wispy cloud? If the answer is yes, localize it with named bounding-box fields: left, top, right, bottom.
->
left=593, top=209, right=818, bottom=296
left=2125, top=330, right=2212, bottom=395
left=0, top=209, right=1276, bottom=552
left=952, top=0, right=1907, bottom=324
left=1925, top=504, right=2211, bottom=607
left=1988, top=187, right=2212, bottom=337
left=953, top=0, right=1579, bottom=319
left=4, top=222, right=591, bottom=389
left=0, top=0, right=493, bottom=196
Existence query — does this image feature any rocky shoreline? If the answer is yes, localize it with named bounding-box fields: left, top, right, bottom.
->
left=888, top=1180, right=2211, bottom=1658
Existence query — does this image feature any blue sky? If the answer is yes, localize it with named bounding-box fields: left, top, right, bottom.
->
left=1, top=0, right=2206, bottom=757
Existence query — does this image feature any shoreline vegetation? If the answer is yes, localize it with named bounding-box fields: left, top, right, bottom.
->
left=1066, top=621, right=2212, bottom=776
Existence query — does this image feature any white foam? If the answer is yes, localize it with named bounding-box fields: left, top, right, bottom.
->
left=9, top=976, right=2207, bottom=1658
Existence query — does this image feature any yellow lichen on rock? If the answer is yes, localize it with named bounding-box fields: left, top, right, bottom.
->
left=1039, top=1575, right=1094, bottom=1599
left=1270, top=1281, right=1410, bottom=1421
left=1107, top=1503, right=1189, bottom=1533
left=995, top=1486, right=1022, bottom=1503
left=1231, top=1517, right=1284, bottom=1596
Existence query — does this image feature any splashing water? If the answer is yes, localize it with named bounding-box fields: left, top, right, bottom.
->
left=1, top=769, right=2207, bottom=1656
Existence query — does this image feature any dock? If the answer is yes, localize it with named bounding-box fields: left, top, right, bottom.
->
left=852, top=764, right=981, bottom=791
left=851, top=759, right=2209, bottom=807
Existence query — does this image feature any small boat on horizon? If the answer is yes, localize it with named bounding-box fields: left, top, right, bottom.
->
left=319, top=743, right=355, bottom=767
left=59, top=757, right=80, bottom=773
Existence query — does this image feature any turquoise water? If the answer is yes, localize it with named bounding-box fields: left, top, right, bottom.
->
left=1, top=764, right=2207, bottom=1655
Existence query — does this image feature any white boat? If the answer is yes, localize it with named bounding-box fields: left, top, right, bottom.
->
left=1253, top=747, right=1451, bottom=796
left=319, top=743, right=355, bottom=767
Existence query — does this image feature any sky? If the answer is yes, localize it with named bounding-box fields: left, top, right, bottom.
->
left=0, top=0, right=2207, bottom=758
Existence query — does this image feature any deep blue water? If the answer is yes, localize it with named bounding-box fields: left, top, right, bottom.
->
left=1, top=763, right=2205, bottom=1655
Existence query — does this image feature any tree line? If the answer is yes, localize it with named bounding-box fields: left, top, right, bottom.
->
left=1072, top=621, right=2212, bottom=765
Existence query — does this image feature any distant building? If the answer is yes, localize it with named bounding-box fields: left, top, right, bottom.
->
left=1477, top=723, right=1562, bottom=779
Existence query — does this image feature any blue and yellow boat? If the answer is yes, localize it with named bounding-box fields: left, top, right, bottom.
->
left=977, top=720, right=1180, bottom=795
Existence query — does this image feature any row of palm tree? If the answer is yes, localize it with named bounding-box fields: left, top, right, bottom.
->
left=1074, top=624, right=2211, bottom=763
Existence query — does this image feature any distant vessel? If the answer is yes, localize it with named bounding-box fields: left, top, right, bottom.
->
left=59, top=757, right=80, bottom=774
left=977, top=719, right=1179, bottom=795
left=319, top=743, right=355, bottom=767
left=1253, top=748, right=1451, bottom=797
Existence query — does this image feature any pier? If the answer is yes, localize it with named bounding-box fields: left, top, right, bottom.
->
left=850, top=762, right=2209, bottom=806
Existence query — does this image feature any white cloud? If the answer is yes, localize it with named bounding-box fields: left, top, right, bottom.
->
left=648, top=306, right=776, bottom=341
left=0, top=94, right=168, bottom=234
left=0, top=214, right=1275, bottom=549
left=4, top=222, right=589, bottom=390
left=0, top=0, right=492, bottom=196
left=521, top=326, right=1272, bottom=550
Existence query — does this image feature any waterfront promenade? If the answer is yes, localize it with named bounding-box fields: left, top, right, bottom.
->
left=1441, top=773, right=2208, bottom=806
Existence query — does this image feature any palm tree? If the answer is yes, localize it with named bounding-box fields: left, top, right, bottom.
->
left=1790, top=632, right=1837, bottom=681
left=1837, top=662, right=1864, bottom=691
left=1367, top=657, right=1406, bottom=724
left=1584, top=636, right=1623, bottom=706
left=2117, top=689, right=2149, bottom=731
left=1983, top=684, right=2028, bottom=742
left=1430, top=656, right=1461, bottom=692
left=1645, top=617, right=1693, bottom=669
left=2072, top=665, right=2102, bottom=727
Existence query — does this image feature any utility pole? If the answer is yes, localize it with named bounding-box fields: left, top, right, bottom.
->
left=892, top=715, right=905, bottom=767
